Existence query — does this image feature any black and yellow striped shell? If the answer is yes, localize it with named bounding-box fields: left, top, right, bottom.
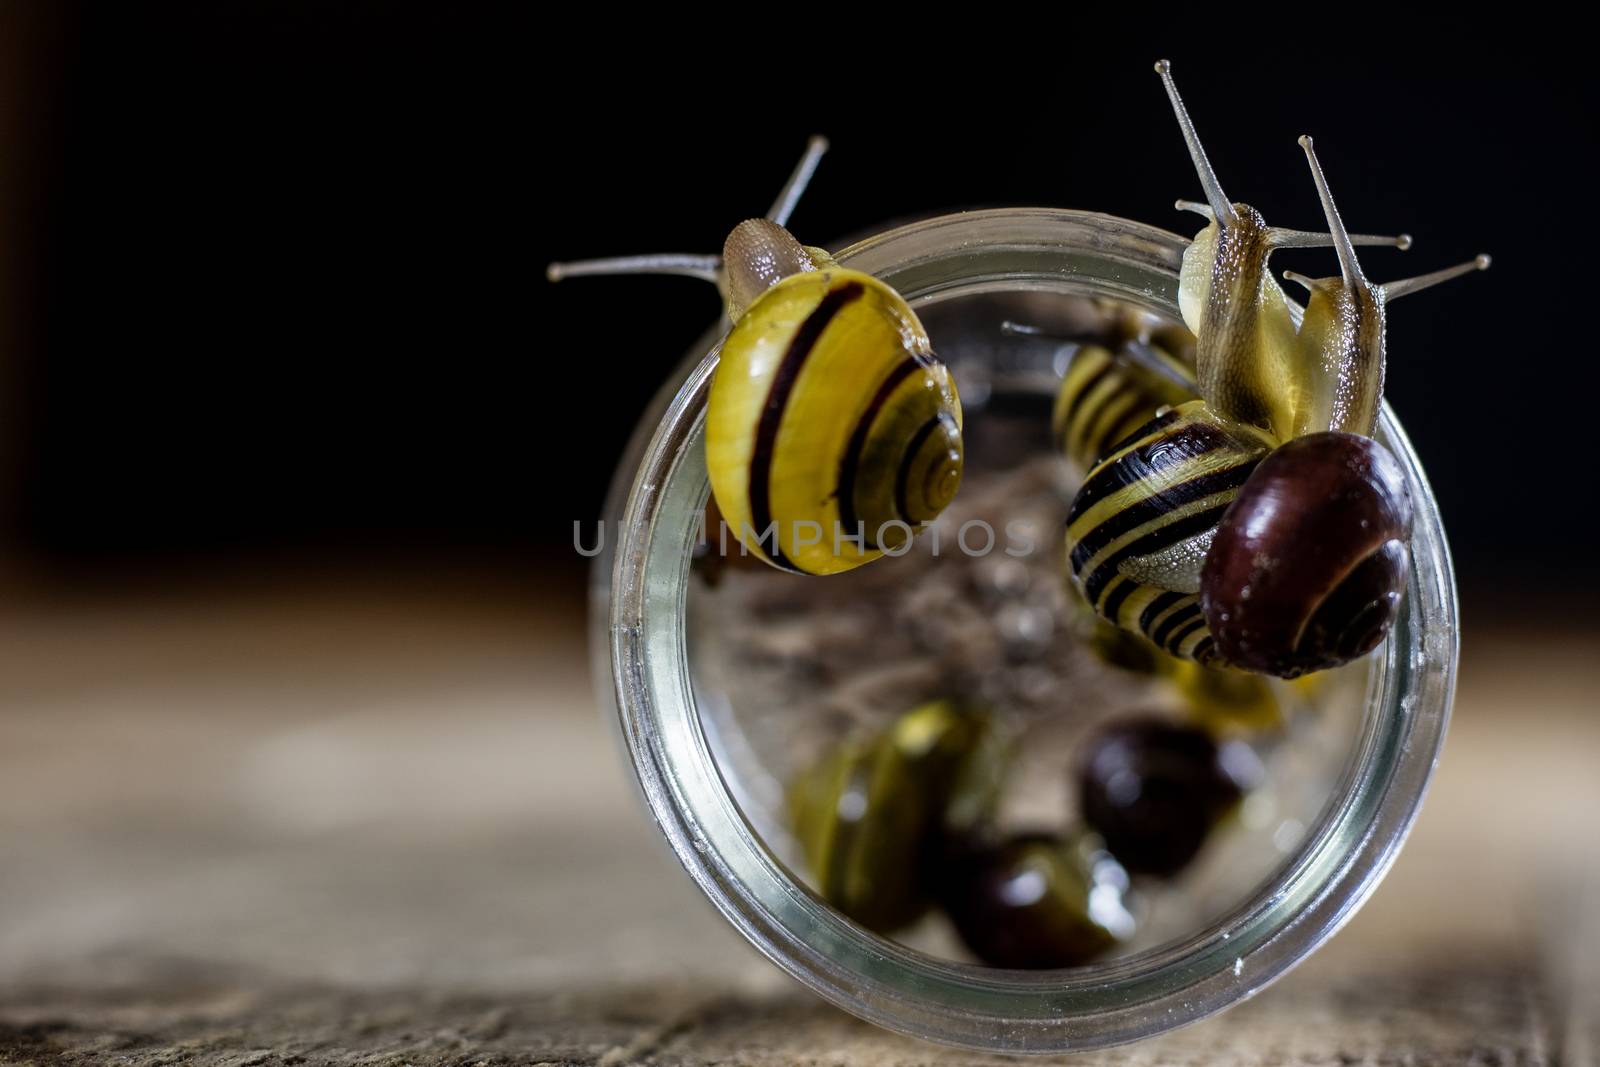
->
left=1053, top=341, right=1193, bottom=477
left=787, top=701, right=991, bottom=934
left=708, top=267, right=962, bottom=575
left=1065, top=401, right=1275, bottom=663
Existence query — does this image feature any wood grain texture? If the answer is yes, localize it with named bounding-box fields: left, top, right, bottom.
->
left=0, top=581, right=1594, bottom=1065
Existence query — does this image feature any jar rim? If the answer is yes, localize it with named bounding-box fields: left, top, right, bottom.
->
left=595, top=208, right=1458, bottom=1053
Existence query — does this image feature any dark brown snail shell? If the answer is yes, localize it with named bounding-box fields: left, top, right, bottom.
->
left=1199, top=432, right=1413, bottom=678
left=1078, top=718, right=1257, bottom=875
left=936, top=831, right=1133, bottom=969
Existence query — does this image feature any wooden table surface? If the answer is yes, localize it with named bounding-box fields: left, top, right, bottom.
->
left=0, top=576, right=1595, bottom=1065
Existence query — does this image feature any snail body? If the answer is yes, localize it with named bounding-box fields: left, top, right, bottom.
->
left=548, top=139, right=963, bottom=575
left=1177, top=205, right=1304, bottom=439
left=1156, top=61, right=1410, bottom=441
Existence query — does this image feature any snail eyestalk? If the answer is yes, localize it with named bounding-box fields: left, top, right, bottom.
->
left=765, top=135, right=831, bottom=228
left=1156, top=60, right=1239, bottom=228
left=1281, top=269, right=1316, bottom=294
left=1267, top=228, right=1412, bottom=251
left=1122, top=340, right=1199, bottom=391
left=544, top=253, right=722, bottom=285
left=1381, top=255, right=1492, bottom=301
left=1004, top=318, right=1197, bottom=393
left=1179, top=203, right=1409, bottom=252
left=1298, top=134, right=1365, bottom=286
left=543, top=134, right=832, bottom=288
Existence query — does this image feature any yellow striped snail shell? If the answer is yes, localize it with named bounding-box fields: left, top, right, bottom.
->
left=1065, top=401, right=1274, bottom=664
left=1043, top=308, right=1196, bottom=478
left=547, top=137, right=962, bottom=576
left=708, top=222, right=961, bottom=575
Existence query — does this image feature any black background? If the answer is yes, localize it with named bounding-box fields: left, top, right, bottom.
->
left=5, top=8, right=1594, bottom=598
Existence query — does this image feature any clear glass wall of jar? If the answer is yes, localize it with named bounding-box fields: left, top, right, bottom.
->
left=589, top=210, right=1457, bottom=1054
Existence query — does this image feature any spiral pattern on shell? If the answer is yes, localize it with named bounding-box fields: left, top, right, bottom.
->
left=707, top=268, right=962, bottom=575
left=1065, top=401, right=1275, bottom=662
left=1199, top=432, right=1413, bottom=678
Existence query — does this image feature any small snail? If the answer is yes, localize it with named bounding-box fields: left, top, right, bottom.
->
left=1067, top=65, right=1489, bottom=677
left=936, top=831, right=1134, bottom=969
left=1078, top=718, right=1261, bottom=876
left=788, top=701, right=991, bottom=933
left=548, top=138, right=962, bottom=575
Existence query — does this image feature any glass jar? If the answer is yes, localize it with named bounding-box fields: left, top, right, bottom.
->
left=589, top=209, right=1457, bottom=1053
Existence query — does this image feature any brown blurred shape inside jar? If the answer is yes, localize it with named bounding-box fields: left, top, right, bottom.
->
left=937, top=831, right=1134, bottom=969
left=1078, top=718, right=1262, bottom=876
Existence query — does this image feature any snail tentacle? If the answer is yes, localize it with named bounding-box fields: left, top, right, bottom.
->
left=765, top=134, right=830, bottom=228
